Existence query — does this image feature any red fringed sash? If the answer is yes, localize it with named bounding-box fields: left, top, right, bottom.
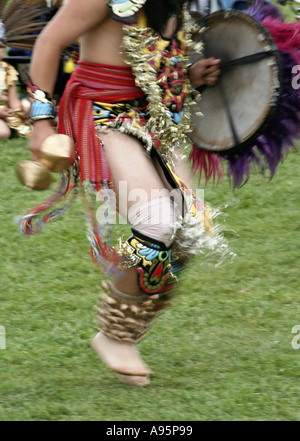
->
left=57, top=61, right=145, bottom=189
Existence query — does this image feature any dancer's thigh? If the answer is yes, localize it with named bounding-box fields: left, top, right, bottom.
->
left=99, top=131, right=169, bottom=218
left=172, top=150, right=194, bottom=190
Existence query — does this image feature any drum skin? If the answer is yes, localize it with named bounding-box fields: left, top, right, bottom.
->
left=188, top=10, right=282, bottom=154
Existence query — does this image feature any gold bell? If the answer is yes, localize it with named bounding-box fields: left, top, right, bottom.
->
left=39, top=134, right=74, bottom=173
left=16, top=134, right=75, bottom=191
left=16, top=161, right=52, bottom=191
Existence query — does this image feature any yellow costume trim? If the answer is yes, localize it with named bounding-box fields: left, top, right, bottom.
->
left=121, top=7, right=203, bottom=164
left=0, top=61, right=31, bottom=138
left=0, top=61, right=18, bottom=104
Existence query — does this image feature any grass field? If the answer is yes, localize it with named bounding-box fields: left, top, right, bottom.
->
left=1, top=135, right=300, bottom=421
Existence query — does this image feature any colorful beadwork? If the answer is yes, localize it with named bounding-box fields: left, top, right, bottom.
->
left=121, top=7, right=202, bottom=163
left=107, top=0, right=147, bottom=22
left=126, top=233, right=172, bottom=294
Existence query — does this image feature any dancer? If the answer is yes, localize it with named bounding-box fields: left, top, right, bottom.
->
left=21, top=0, right=230, bottom=387
left=0, top=1, right=51, bottom=139
left=0, top=27, right=30, bottom=138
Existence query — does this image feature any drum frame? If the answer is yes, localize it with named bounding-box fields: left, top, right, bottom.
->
left=189, top=10, right=283, bottom=155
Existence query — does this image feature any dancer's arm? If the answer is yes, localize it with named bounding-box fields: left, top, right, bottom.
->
left=29, top=0, right=109, bottom=160
left=7, top=84, right=22, bottom=111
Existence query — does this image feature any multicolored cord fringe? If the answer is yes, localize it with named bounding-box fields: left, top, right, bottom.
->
left=17, top=167, right=79, bottom=235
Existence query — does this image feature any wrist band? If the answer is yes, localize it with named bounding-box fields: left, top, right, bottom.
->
left=29, top=100, right=56, bottom=123
left=27, top=76, right=56, bottom=123
left=185, top=62, right=193, bottom=74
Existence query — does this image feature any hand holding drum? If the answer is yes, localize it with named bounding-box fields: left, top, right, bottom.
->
left=16, top=134, right=75, bottom=191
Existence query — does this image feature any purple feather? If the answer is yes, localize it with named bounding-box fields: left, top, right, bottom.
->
left=245, top=0, right=284, bottom=22
left=223, top=52, right=300, bottom=187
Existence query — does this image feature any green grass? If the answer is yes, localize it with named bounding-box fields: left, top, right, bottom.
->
left=1, top=135, right=300, bottom=421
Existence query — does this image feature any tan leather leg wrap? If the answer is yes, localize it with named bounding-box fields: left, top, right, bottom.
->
left=95, top=282, right=174, bottom=344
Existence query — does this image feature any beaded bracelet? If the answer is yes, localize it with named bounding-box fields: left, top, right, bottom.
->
left=27, top=77, right=56, bottom=123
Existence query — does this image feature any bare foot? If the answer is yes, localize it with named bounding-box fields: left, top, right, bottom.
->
left=92, top=332, right=152, bottom=377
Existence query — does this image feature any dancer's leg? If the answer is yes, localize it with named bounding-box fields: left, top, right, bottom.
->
left=92, top=131, right=176, bottom=384
left=101, top=131, right=174, bottom=295
left=0, top=119, right=11, bottom=139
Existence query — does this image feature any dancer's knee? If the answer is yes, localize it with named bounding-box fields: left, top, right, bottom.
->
left=0, top=120, right=11, bottom=139
left=128, top=197, right=176, bottom=248
left=122, top=197, right=177, bottom=294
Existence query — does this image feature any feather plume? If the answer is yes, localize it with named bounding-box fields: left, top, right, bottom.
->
left=0, top=0, right=51, bottom=50
left=222, top=2, right=300, bottom=187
